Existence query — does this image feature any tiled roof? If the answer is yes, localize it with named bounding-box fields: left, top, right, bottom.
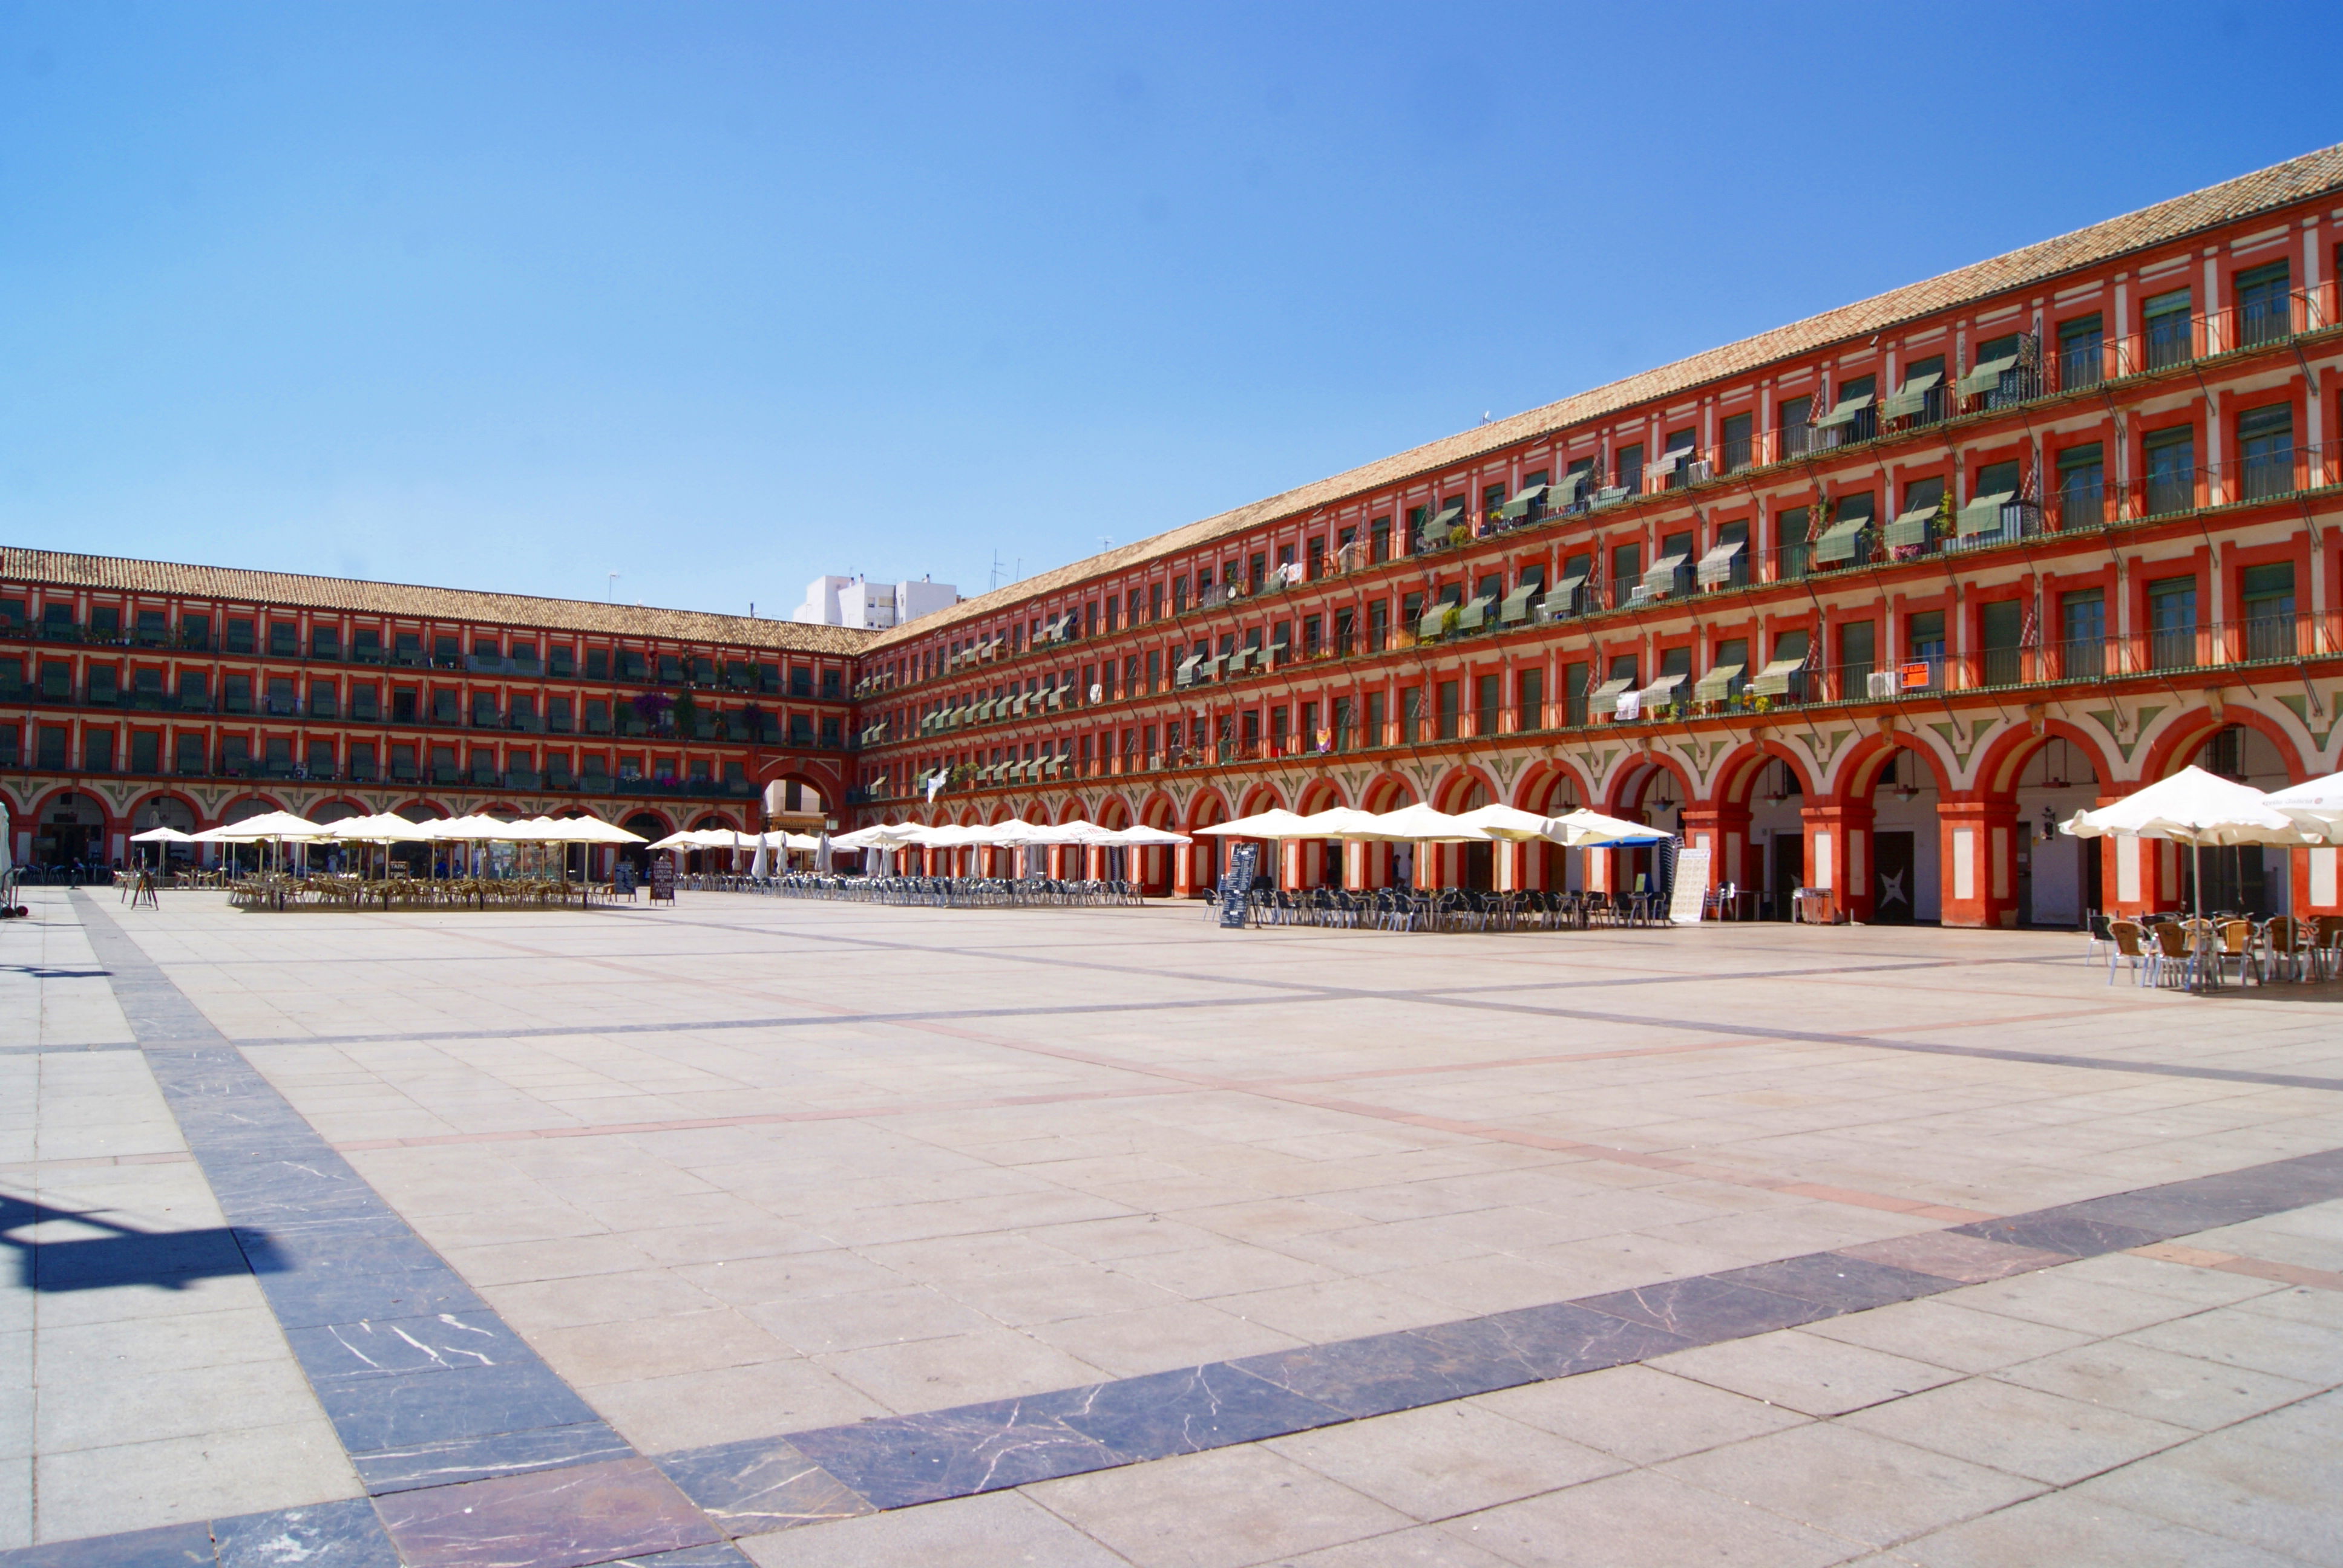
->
left=868, top=142, right=2343, bottom=652
left=2, top=547, right=873, bottom=656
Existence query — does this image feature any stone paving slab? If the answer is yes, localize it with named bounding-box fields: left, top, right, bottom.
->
left=6, top=889, right=2343, bottom=1564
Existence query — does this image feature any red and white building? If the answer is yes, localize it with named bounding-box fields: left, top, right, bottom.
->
left=14, top=145, right=2343, bottom=926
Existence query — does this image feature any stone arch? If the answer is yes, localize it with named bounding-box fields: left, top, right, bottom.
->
left=26, top=787, right=111, bottom=871
left=1358, top=773, right=1415, bottom=811
left=221, top=793, right=289, bottom=824
left=1236, top=780, right=1288, bottom=817
left=1711, top=740, right=1819, bottom=808
left=1512, top=760, right=1591, bottom=815
left=1835, top=730, right=1956, bottom=803
left=1432, top=766, right=1498, bottom=813
left=2137, top=702, right=2309, bottom=788
left=305, top=797, right=368, bottom=825
left=129, top=791, right=202, bottom=834
left=1293, top=777, right=1348, bottom=813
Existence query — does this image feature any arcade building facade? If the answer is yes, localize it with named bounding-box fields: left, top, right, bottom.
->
left=13, top=146, right=2343, bottom=927
left=849, top=146, right=2343, bottom=929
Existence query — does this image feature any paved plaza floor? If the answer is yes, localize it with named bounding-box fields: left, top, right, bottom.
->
left=2, top=885, right=2340, bottom=1567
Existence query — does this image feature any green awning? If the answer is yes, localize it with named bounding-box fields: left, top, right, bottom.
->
left=1884, top=506, right=1938, bottom=550
left=1878, top=373, right=1943, bottom=419
left=1693, top=662, right=1745, bottom=701
left=1958, top=354, right=2020, bottom=396
left=1746, top=655, right=1808, bottom=697
left=1457, top=593, right=1497, bottom=631
left=1175, top=655, right=1203, bottom=686
left=1548, top=573, right=1588, bottom=615
left=1552, top=470, right=1589, bottom=504
left=1495, top=483, right=1546, bottom=520
left=1813, top=516, right=1870, bottom=565
left=1696, top=541, right=1745, bottom=587
left=1641, top=672, right=1688, bottom=705
left=1417, top=607, right=1448, bottom=641
left=1429, top=501, right=1465, bottom=530
left=1812, top=393, right=1875, bottom=430
left=1588, top=676, right=1637, bottom=704
left=1957, top=490, right=2018, bottom=537
left=1499, top=583, right=1542, bottom=622
left=1640, top=553, right=1689, bottom=595
left=1592, top=485, right=1631, bottom=508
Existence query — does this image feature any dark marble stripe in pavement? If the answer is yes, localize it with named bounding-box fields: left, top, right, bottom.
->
left=648, top=1138, right=2343, bottom=1532
left=31, top=893, right=2343, bottom=1566
left=57, top=894, right=733, bottom=1568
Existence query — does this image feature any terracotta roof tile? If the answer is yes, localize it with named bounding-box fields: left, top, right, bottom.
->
left=870, top=142, right=2343, bottom=650
left=2, top=547, right=873, bottom=656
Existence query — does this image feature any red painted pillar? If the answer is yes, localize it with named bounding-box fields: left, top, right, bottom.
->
left=1800, top=800, right=1875, bottom=923
left=1937, top=797, right=2019, bottom=929
left=1678, top=803, right=1748, bottom=895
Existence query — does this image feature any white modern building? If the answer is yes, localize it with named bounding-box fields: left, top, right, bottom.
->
left=792, top=575, right=959, bottom=630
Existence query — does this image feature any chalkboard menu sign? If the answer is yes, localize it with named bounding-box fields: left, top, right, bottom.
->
left=650, top=855, right=677, bottom=903
left=1217, top=843, right=1257, bottom=929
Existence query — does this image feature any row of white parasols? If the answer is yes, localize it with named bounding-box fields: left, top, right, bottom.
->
left=831, top=805, right=1671, bottom=851
left=128, top=811, right=648, bottom=846
left=2059, top=765, right=2343, bottom=918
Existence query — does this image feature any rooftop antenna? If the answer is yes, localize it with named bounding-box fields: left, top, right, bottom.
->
left=989, top=551, right=1006, bottom=590
left=607, top=572, right=619, bottom=602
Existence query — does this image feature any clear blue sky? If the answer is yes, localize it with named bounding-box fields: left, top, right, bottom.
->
left=3, top=2, right=2335, bottom=617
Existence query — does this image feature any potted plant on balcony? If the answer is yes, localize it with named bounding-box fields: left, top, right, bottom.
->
left=633, top=691, right=674, bottom=733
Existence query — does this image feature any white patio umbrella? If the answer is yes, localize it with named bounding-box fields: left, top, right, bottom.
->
left=547, top=817, right=644, bottom=844
left=749, top=832, right=773, bottom=877
left=1452, top=803, right=1555, bottom=840
left=2061, top=765, right=2307, bottom=925
left=192, top=810, right=329, bottom=842
left=1196, top=809, right=1319, bottom=840
left=833, top=823, right=927, bottom=850
left=1106, top=825, right=1191, bottom=846
left=1356, top=803, right=1495, bottom=841
left=2262, top=771, right=2343, bottom=843
left=1542, top=809, right=1671, bottom=847
left=129, top=826, right=197, bottom=844
left=1291, top=806, right=1384, bottom=837
left=321, top=813, right=433, bottom=842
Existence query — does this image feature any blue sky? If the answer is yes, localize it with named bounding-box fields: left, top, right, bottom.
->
left=2, top=2, right=2336, bottom=616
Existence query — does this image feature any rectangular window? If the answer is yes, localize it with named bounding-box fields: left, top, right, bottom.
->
left=309, top=679, right=337, bottom=719
left=1475, top=673, right=1499, bottom=736
left=2061, top=589, right=2106, bottom=678
left=1401, top=687, right=1423, bottom=743
left=311, top=626, right=340, bottom=659
left=2147, top=575, right=2198, bottom=670
left=2059, top=313, right=2104, bottom=390
left=1610, top=541, right=1639, bottom=607
left=1616, top=443, right=1644, bottom=494
left=84, top=728, right=117, bottom=772
left=2056, top=442, right=2105, bottom=528
left=2238, top=402, right=2295, bottom=500
left=2241, top=562, right=2296, bottom=661
left=1839, top=621, right=1876, bottom=696
left=175, top=733, right=206, bottom=775
left=1518, top=667, right=1545, bottom=730
left=225, top=618, right=255, bottom=655
left=2144, top=426, right=2196, bottom=515
left=2236, top=260, right=2291, bottom=347
left=2144, top=287, right=2192, bottom=370
left=1779, top=394, right=1812, bottom=457
left=1366, top=690, right=1386, bottom=746
left=349, top=742, right=376, bottom=782
left=269, top=621, right=298, bottom=656
left=1979, top=600, right=2024, bottom=687
left=1720, top=411, right=1753, bottom=472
